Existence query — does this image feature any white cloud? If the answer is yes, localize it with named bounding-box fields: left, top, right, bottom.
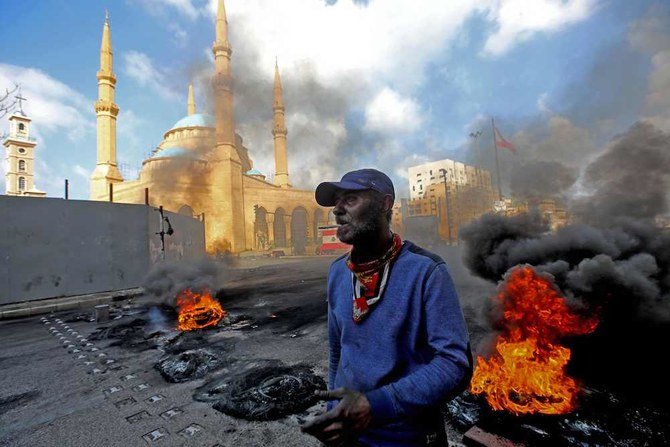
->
left=483, top=0, right=598, bottom=56
left=0, top=64, right=94, bottom=142
left=364, top=88, right=423, bottom=134
left=73, top=164, right=90, bottom=180
left=204, top=0, right=599, bottom=85
left=215, top=0, right=483, bottom=90
left=123, top=51, right=180, bottom=101
left=537, top=92, right=551, bottom=113
left=134, top=0, right=202, bottom=20
left=167, top=22, right=189, bottom=47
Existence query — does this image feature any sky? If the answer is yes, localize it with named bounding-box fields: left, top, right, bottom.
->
left=1, top=0, right=669, bottom=200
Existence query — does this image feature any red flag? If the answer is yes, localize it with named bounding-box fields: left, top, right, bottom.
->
left=494, top=125, right=516, bottom=154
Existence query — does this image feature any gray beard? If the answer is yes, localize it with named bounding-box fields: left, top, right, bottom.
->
left=337, top=201, right=384, bottom=244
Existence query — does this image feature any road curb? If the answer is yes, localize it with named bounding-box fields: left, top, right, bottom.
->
left=0, top=288, right=144, bottom=320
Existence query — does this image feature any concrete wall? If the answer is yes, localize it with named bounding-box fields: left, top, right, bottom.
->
left=0, top=196, right=205, bottom=305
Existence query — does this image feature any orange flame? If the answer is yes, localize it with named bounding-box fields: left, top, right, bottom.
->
left=470, top=266, right=599, bottom=415
left=176, top=289, right=227, bottom=331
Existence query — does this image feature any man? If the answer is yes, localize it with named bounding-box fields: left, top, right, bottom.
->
left=301, top=169, right=472, bottom=446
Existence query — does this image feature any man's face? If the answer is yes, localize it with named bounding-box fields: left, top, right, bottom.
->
left=332, top=189, right=384, bottom=244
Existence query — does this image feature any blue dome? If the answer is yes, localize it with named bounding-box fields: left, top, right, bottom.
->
left=246, top=169, right=264, bottom=176
left=170, top=113, right=215, bottom=130
left=152, top=146, right=190, bottom=158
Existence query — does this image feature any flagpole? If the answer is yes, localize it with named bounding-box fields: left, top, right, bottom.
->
left=491, top=118, right=502, bottom=201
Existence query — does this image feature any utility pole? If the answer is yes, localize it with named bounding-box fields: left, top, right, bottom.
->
left=439, top=168, right=453, bottom=245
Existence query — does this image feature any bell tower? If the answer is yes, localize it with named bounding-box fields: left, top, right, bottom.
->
left=3, top=94, right=46, bottom=197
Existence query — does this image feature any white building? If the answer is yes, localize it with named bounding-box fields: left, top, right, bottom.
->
left=3, top=108, right=46, bottom=197
left=408, top=158, right=491, bottom=200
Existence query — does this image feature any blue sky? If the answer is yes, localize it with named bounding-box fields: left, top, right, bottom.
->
left=1, top=0, right=668, bottom=200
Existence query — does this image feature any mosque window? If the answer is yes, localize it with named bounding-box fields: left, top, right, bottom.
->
left=19, top=148, right=26, bottom=154
left=18, top=160, right=26, bottom=171
left=18, top=123, right=25, bottom=131
left=18, top=177, right=26, bottom=190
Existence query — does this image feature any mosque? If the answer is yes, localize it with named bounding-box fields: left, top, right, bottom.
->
left=89, top=0, right=329, bottom=254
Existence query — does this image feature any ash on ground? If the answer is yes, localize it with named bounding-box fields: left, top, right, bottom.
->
left=195, top=359, right=326, bottom=421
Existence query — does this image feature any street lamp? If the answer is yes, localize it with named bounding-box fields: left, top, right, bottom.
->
left=439, top=168, right=453, bottom=245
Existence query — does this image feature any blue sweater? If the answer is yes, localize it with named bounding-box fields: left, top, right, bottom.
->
left=327, top=241, right=472, bottom=446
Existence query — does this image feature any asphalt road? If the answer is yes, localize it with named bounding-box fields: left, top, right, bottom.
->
left=0, top=249, right=492, bottom=447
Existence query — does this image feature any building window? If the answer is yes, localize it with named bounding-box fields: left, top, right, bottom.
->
left=18, top=160, right=26, bottom=171
left=18, top=123, right=25, bottom=131
left=412, top=186, right=415, bottom=191
left=18, top=148, right=26, bottom=154
left=430, top=169, right=433, bottom=175
left=18, top=177, right=26, bottom=190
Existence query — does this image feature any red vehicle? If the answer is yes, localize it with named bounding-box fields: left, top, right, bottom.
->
left=317, top=225, right=351, bottom=255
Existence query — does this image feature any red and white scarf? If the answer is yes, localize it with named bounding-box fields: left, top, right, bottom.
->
left=345, top=233, right=403, bottom=324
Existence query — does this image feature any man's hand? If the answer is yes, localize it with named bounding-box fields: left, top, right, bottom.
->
left=300, top=388, right=372, bottom=446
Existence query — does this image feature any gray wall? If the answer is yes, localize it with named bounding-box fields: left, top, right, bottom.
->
left=0, top=196, right=205, bottom=305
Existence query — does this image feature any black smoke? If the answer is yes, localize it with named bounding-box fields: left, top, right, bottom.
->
left=143, top=258, right=228, bottom=307
left=461, top=214, right=670, bottom=323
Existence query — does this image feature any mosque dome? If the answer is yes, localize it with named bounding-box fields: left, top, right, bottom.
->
left=170, top=113, right=215, bottom=130
left=246, top=168, right=266, bottom=181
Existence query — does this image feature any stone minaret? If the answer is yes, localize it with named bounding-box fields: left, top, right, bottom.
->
left=212, top=0, right=236, bottom=151
left=273, top=60, right=291, bottom=188
left=208, top=0, right=246, bottom=253
left=3, top=104, right=46, bottom=197
left=90, top=11, right=123, bottom=199
left=187, top=84, right=196, bottom=115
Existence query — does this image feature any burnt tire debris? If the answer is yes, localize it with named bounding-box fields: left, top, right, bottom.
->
left=155, top=348, right=223, bottom=383
left=445, top=390, right=670, bottom=446
left=196, top=361, right=326, bottom=421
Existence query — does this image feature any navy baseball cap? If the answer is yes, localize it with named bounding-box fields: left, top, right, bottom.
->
left=315, top=168, right=395, bottom=206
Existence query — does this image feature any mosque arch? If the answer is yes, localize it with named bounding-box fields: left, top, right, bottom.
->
left=291, top=206, right=308, bottom=255
left=254, top=206, right=269, bottom=250
left=273, top=207, right=287, bottom=248
left=178, top=205, right=194, bottom=217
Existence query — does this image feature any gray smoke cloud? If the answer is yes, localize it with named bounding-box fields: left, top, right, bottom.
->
left=143, top=258, right=229, bottom=306
left=571, top=121, right=670, bottom=224
left=509, top=160, right=577, bottom=200
left=629, top=3, right=670, bottom=132
left=184, top=15, right=371, bottom=189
